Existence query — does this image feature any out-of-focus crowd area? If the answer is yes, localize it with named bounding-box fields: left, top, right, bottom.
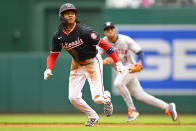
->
left=106, top=0, right=196, bottom=8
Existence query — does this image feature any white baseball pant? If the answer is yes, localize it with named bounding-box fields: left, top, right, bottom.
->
left=68, top=53, right=111, bottom=119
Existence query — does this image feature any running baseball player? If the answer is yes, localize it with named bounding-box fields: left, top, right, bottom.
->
left=43, top=4, right=124, bottom=126
left=97, top=21, right=178, bottom=122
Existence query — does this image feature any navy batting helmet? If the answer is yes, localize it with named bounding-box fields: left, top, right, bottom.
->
left=104, top=22, right=115, bottom=30
left=59, top=3, right=77, bottom=24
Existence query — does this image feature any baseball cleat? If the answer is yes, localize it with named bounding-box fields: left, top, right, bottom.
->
left=127, top=108, right=139, bottom=122
left=165, top=103, right=177, bottom=121
left=85, top=117, right=99, bottom=126
left=104, top=102, right=113, bottom=117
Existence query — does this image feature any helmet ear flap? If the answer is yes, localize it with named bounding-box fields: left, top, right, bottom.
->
left=59, top=13, right=67, bottom=24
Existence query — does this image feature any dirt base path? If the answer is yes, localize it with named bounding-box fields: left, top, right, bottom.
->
left=0, top=123, right=196, bottom=127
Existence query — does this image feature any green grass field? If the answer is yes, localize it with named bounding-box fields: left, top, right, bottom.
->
left=0, top=113, right=195, bottom=131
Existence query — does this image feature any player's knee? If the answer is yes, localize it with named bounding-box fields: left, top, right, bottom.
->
left=134, top=94, right=141, bottom=101
left=114, top=80, right=122, bottom=89
left=134, top=93, right=145, bottom=101
left=69, top=96, right=79, bottom=104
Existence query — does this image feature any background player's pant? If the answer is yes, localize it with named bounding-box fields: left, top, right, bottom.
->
left=126, top=76, right=169, bottom=110
left=114, top=70, right=169, bottom=110
left=114, top=73, right=136, bottom=110
left=68, top=53, right=109, bottom=118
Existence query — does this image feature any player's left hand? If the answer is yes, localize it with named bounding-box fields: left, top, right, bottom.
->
left=129, top=61, right=143, bottom=73
left=116, top=61, right=125, bottom=74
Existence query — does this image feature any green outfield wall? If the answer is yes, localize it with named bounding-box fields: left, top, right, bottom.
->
left=0, top=0, right=196, bottom=113
left=0, top=0, right=105, bottom=52
left=0, top=54, right=196, bottom=113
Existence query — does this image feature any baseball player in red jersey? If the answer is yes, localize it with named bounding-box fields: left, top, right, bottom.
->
left=97, top=22, right=178, bottom=122
left=43, top=4, right=124, bottom=126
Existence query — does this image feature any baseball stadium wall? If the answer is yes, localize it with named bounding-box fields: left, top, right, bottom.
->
left=0, top=0, right=196, bottom=113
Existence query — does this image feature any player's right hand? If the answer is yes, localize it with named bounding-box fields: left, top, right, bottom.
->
left=44, top=69, right=53, bottom=80
left=116, top=61, right=125, bottom=74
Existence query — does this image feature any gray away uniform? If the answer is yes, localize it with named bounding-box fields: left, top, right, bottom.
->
left=98, top=34, right=169, bottom=111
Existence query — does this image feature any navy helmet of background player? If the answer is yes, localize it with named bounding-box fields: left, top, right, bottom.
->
left=43, top=3, right=125, bottom=126
left=98, top=21, right=178, bottom=122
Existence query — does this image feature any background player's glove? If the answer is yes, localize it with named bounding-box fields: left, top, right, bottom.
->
left=44, top=69, right=53, bottom=80
left=116, top=61, right=124, bottom=74
left=129, top=62, right=143, bottom=73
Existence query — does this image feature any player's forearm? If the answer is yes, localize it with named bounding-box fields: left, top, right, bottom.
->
left=103, top=56, right=115, bottom=65
left=46, top=51, right=60, bottom=70
left=98, top=39, right=119, bottom=63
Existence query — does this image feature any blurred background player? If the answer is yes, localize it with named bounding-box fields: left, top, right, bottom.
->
left=97, top=21, right=178, bottom=122
left=43, top=4, right=124, bottom=126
